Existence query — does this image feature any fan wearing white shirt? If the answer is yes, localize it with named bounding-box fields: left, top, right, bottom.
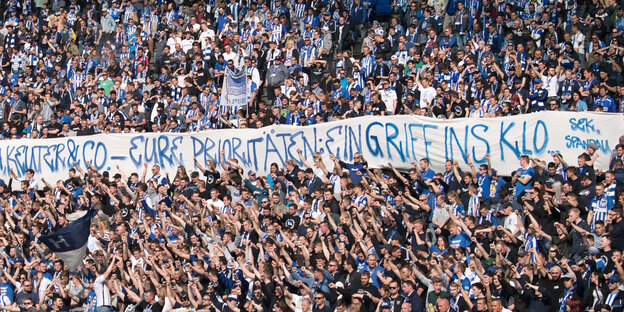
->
left=10, top=168, right=38, bottom=191
left=35, top=271, right=51, bottom=304
left=0, top=294, right=10, bottom=311
left=571, top=25, right=585, bottom=57
left=166, top=32, right=182, bottom=52
left=93, top=256, right=118, bottom=310
left=531, top=64, right=559, bottom=98
left=378, top=80, right=398, bottom=114
left=206, top=188, right=225, bottom=212
left=415, top=69, right=437, bottom=108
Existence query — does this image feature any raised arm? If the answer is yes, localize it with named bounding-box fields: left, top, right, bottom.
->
left=329, top=154, right=343, bottom=174
left=388, top=162, right=409, bottom=184
left=73, top=161, right=88, bottom=177
left=453, top=161, right=463, bottom=182
left=140, top=163, right=149, bottom=184
left=220, top=150, right=230, bottom=171
left=116, top=164, right=129, bottom=182
left=193, top=157, right=207, bottom=174
left=297, top=149, right=315, bottom=169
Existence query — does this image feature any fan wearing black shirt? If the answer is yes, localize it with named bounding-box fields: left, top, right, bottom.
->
left=449, top=91, right=469, bottom=119
left=193, top=157, right=220, bottom=193
left=309, top=61, right=326, bottom=85
left=431, top=94, right=448, bottom=118
left=271, top=106, right=286, bottom=124
left=76, top=118, right=94, bottom=136
left=353, top=271, right=381, bottom=312
left=282, top=204, right=301, bottom=230
left=41, top=294, right=70, bottom=312
left=313, top=291, right=332, bottom=312
left=131, top=289, right=164, bottom=312
left=370, top=93, right=387, bottom=116
left=46, top=118, right=62, bottom=138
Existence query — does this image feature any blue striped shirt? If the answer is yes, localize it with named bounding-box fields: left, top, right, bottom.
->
left=271, top=23, right=285, bottom=43
left=468, top=195, right=480, bottom=217
left=300, top=45, right=317, bottom=67
left=303, top=99, right=321, bottom=114
left=591, top=194, right=609, bottom=230
left=360, top=55, right=375, bottom=77
left=523, top=232, right=537, bottom=263
left=229, top=3, right=240, bottom=23
left=606, top=181, right=617, bottom=210
left=293, top=3, right=306, bottom=19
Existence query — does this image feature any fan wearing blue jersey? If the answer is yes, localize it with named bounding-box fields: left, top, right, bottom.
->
left=448, top=221, right=471, bottom=249
left=589, top=184, right=609, bottom=230
left=149, top=164, right=168, bottom=186
left=513, top=155, right=534, bottom=198
left=469, top=153, right=493, bottom=209
left=605, top=171, right=618, bottom=210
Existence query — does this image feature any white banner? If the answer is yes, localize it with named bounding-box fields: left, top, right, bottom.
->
left=219, top=69, right=248, bottom=107
left=0, top=112, right=621, bottom=184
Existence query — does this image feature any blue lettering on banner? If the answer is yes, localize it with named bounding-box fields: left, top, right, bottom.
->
left=533, top=120, right=548, bottom=154
left=447, top=125, right=468, bottom=163
left=328, top=125, right=345, bottom=157
left=348, top=125, right=362, bottom=160
left=0, top=113, right=619, bottom=181
left=422, top=124, right=437, bottom=160
left=471, top=125, right=490, bottom=163
left=522, top=122, right=533, bottom=155
left=500, top=121, right=520, bottom=161
left=247, top=137, right=263, bottom=171
left=564, top=117, right=610, bottom=153
left=569, top=118, right=597, bottom=133
left=128, top=135, right=184, bottom=168
left=386, top=123, right=405, bottom=162
left=265, top=133, right=284, bottom=169
left=408, top=123, right=422, bottom=161
left=129, top=136, right=145, bottom=166
left=564, top=136, right=610, bottom=153
left=231, top=137, right=245, bottom=166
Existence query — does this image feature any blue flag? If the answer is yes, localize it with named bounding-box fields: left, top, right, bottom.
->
left=40, top=209, right=97, bottom=270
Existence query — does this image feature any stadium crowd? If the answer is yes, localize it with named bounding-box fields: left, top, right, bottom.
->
left=0, top=0, right=623, bottom=312
left=0, top=0, right=623, bottom=137
left=0, top=139, right=624, bottom=312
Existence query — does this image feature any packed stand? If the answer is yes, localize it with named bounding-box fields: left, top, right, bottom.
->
left=0, top=0, right=622, bottom=139
left=0, top=0, right=624, bottom=312
left=0, top=137, right=621, bottom=312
